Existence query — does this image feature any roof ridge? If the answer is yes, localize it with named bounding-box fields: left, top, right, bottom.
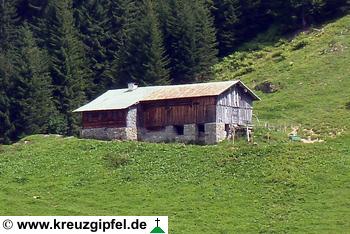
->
left=73, top=80, right=261, bottom=113
left=107, top=80, right=239, bottom=92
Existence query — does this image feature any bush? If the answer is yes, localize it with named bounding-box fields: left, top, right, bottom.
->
left=271, top=51, right=283, bottom=58
left=254, top=80, right=280, bottom=93
left=290, top=40, right=309, bottom=51
left=268, top=50, right=285, bottom=62
left=253, top=51, right=266, bottom=59
left=47, top=115, right=68, bottom=135
left=104, top=153, right=130, bottom=169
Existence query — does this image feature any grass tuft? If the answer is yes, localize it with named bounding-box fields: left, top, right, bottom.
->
left=103, top=153, right=131, bottom=169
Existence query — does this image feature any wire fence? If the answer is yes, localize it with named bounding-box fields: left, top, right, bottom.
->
left=254, top=122, right=301, bottom=132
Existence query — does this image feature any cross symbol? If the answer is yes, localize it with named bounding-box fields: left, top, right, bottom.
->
left=155, top=218, right=160, bottom=227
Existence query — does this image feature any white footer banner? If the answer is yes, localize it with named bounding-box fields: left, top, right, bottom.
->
left=1, top=216, right=168, bottom=233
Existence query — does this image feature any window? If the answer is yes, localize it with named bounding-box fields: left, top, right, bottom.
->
left=197, top=124, right=205, bottom=138
left=174, top=125, right=184, bottom=135
left=198, top=124, right=205, bottom=133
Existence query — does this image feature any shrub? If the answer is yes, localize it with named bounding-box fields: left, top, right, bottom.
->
left=290, top=40, right=309, bottom=51
left=271, top=51, right=283, bottom=58
left=104, top=153, right=130, bottom=169
left=269, top=50, right=285, bottom=62
left=254, top=80, right=280, bottom=93
left=253, top=51, right=266, bottom=59
left=47, top=115, right=68, bottom=135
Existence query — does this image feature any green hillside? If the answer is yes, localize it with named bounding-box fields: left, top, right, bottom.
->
left=1, top=134, right=349, bottom=233
left=1, top=15, right=350, bottom=233
left=214, top=15, right=350, bottom=135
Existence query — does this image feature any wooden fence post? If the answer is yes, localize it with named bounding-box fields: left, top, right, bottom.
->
left=246, top=124, right=250, bottom=142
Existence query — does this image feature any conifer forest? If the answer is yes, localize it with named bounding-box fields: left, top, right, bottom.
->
left=0, top=0, right=348, bottom=143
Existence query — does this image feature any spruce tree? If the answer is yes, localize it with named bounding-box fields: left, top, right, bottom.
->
left=106, top=0, right=139, bottom=86
left=118, top=0, right=169, bottom=86
left=8, top=24, right=55, bottom=138
left=0, top=0, right=19, bottom=50
left=74, top=0, right=112, bottom=97
left=0, top=0, right=18, bottom=143
left=287, top=0, right=345, bottom=28
left=142, top=0, right=170, bottom=85
left=46, top=0, right=90, bottom=135
left=165, top=0, right=217, bottom=84
left=0, top=54, right=14, bottom=144
left=212, top=0, right=241, bottom=56
left=193, top=0, right=218, bottom=81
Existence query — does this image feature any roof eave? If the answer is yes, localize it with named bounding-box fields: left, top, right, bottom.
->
left=217, top=80, right=260, bottom=101
left=237, top=80, right=261, bottom=101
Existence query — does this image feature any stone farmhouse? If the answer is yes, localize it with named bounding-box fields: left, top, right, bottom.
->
left=74, top=80, right=260, bottom=144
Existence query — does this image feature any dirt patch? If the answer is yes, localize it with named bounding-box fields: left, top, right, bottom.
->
left=301, top=137, right=324, bottom=144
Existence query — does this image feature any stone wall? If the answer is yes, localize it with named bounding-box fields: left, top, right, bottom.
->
left=81, top=127, right=138, bottom=141
left=204, top=122, right=227, bottom=144
left=81, top=127, right=127, bottom=140
left=126, top=107, right=137, bottom=140
left=81, top=107, right=138, bottom=141
left=81, top=109, right=228, bottom=144
left=140, top=124, right=199, bottom=143
left=126, top=107, right=137, bottom=128
left=139, top=123, right=228, bottom=144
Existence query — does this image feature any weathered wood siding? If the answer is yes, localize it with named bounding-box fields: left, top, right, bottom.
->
left=216, top=86, right=253, bottom=125
left=82, top=110, right=127, bottom=128
left=139, top=97, right=216, bottom=128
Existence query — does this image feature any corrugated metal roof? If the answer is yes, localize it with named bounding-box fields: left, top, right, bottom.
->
left=74, top=80, right=259, bottom=112
left=73, top=86, right=159, bottom=112
left=141, top=80, right=239, bottom=101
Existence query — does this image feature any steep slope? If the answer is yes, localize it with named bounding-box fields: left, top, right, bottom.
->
left=214, top=15, right=350, bottom=136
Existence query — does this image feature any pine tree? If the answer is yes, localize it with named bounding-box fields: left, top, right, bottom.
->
left=106, top=0, right=139, bottom=87
left=18, top=0, right=51, bottom=49
left=8, top=24, right=55, bottom=138
left=118, top=0, right=169, bottom=86
left=74, top=0, right=112, bottom=97
left=0, top=0, right=19, bottom=50
left=193, top=0, right=218, bottom=81
left=142, top=0, right=170, bottom=85
left=0, top=0, right=18, bottom=143
left=287, top=0, right=345, bottom=28
left=212, top=0, right=241, bottom=56
left=165, top=0, right=217, bottom=84
left=46, top=0, right=90, bottom=135
left=0, top=54, right=14, bottom=144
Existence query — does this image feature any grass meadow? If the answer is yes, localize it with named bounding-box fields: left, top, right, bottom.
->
left=1, top=14, right=350, bottom=233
